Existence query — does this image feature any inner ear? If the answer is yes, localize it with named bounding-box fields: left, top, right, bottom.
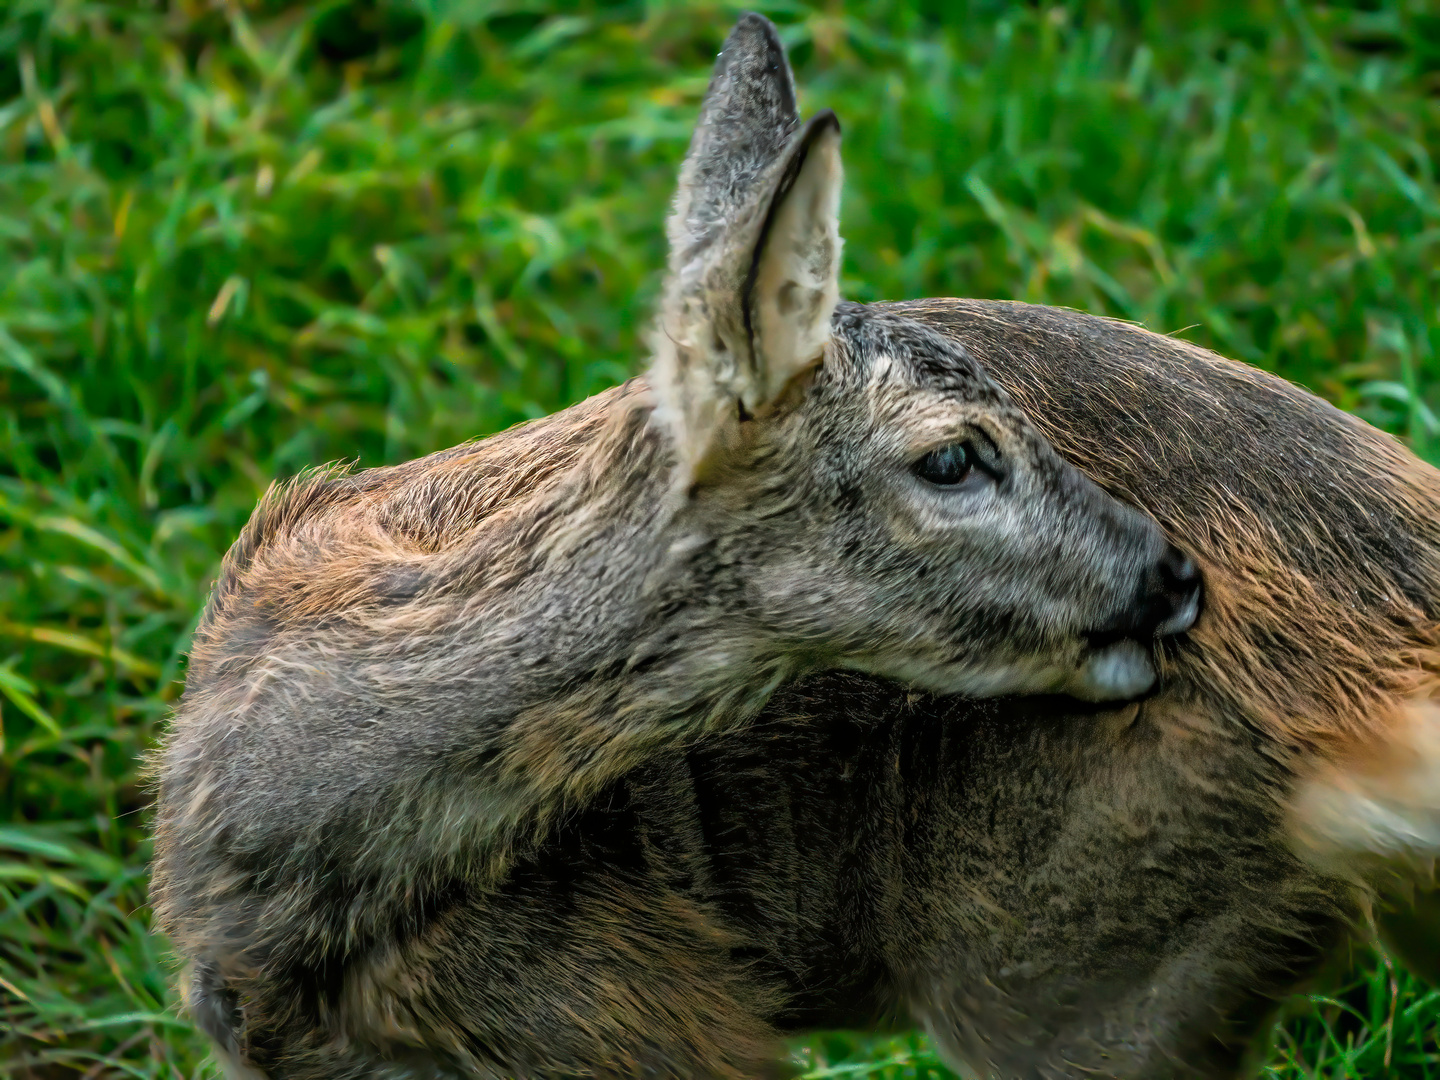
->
left=741, top=112, right=843, bottom=418
left=645, top=79, right=842, bottom=482
left=768, top=360, right=822, bottom=418
left=736, top=360, right=817, bottom=425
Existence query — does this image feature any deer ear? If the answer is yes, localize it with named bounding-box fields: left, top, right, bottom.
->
left=650, top=15, right=843, bottom=478
left=666, top=14, right=800, bottom=272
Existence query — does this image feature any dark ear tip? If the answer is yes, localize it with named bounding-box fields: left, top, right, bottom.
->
left=723, top=12, right=787, bottom=64
left=732, top=12, right=782, bottom=41
left=810, top=109, right=842, bottom=137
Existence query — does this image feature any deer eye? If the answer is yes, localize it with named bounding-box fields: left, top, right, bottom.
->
left=914, top=443, right=973, bottom=486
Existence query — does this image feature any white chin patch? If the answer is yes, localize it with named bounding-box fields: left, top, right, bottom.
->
left=1068, top=639, right=1156, bottom=702
left=841, top=640, right=1159, bottom=704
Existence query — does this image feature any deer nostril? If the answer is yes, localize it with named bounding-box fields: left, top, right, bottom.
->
left=1159, top=546, right=1199, bottom=592
left=1083, top=546, right=1203, bottom=648
left=1150, top=544, right=1202, bottom=638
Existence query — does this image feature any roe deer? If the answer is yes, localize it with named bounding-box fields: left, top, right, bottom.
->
left=149, top=14, right=1204, bottom=1078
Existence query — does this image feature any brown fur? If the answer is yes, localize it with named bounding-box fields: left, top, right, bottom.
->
left=903, top=298, right=1440, bottom=756
left=149, top=15, right=1440, bottom=1080
left=158, top=302, right=1440, bottom=1080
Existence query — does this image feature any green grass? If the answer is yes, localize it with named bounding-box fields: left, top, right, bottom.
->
left=2, top=0, right=1439, bottom=1075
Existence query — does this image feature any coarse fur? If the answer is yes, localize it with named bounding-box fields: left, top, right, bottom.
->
left=148, top=14, right=1440, bottom=1080
left=876, top=298, right=1440, bottom=1076
left=150, top=15, right=1202, bottom=1079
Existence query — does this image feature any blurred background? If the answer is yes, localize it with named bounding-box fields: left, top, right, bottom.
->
left=1, top=0, right=1438, bottom=1075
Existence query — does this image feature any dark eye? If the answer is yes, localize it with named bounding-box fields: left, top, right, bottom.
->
left=914, top=443, right=973, bottom=486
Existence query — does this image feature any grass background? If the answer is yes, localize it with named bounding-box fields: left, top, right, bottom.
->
left=2, top=0, right=1439, bottom=1075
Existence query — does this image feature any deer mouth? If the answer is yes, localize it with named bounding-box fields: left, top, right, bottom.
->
left=1070, top=570, right=1201, bottom=702
left=1068, top=638, right=1158, bottom=703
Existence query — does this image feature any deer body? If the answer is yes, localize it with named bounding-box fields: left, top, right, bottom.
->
left=151, top=16, right=1203, bottom=1078
left=150, top=15, right=1440, bottom=1080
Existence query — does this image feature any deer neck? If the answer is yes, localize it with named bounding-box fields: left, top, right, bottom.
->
left=431, top=389, right=790, bottom=816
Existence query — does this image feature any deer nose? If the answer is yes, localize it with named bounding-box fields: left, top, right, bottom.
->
left=1140, top=544, right=1202, bottom=638
left=1085, top=545, right=1202, bottom=648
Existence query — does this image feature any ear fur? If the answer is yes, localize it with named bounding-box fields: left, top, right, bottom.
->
left=667, top=13, right=800, bottom=271
left=649, top=15, right=844, bottom=480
